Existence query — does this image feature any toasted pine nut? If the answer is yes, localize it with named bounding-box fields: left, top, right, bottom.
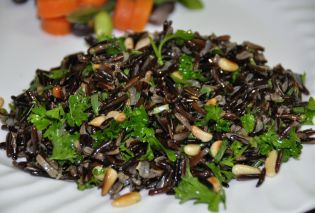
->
left=112, top=192, right=141, bottom=207
left=107, top=111, right=126, bottom=122
left=191, top=125, right=213, bottom=142
left=89, top=115, right=107, bottom=127
left=135, top=37, right=150, bottom=50
left=232, top=164, right=261, bottom=176
left=0, top=97, right=4, bottom=109
left=115, top=112, right=126, bottom=122
left=210, top=140, right=222, bottom=157
left=265, top=150, right=278, bottom=177
left=207, top=176, right=221, bottom=192
left=206, top=98, right=217, bottom=106
left=102, top=168, right=118, bottom=196
left=184, top=144, right=201, bottom=156
left=218, top=57, right=239, bottom=72
left=89, top=111, right=126, bottom=127
left=92, top=63, right=101, bottom=70
left=124, top=37, right=134, bottom=49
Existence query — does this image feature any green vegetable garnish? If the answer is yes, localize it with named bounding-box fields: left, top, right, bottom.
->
left=293, top=97, right=315, bottom=124
left=240, top=112, right=256, bottom=133
left=175, top=165, right=225, bottom=212
left=66, top=95, right=90, bottom=127
left=150, top=30, right=194, bottom=65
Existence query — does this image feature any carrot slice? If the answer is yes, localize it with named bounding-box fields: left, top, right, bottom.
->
left=113, top=0, right=136, bottom=31
left=37, top=0, right=79, bottom=19
left=79, top=0, right=107, bottom=7
left=41, top=17, right=71, bottom=36
left=130, top=0, right=153, bottom=32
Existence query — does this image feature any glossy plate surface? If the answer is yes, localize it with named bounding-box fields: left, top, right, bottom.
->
left=0, top=0, right=315, bottom=212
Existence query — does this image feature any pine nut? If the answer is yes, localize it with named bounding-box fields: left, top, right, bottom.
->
left=124, top=37, right=134, bottom=49
left=206, top=98, right=217, bottom=106
left=265, top=150, right=278, bottom=177
left=207, top=176, right=221, bottom=192
left=89, top=115, right=107, bottom=127
left=89, top=111, right=126, bottom=127
left=232, top=164, right=261, bottom=176
left=191, top=125, right=213, bottom=142
left=0, top=97, right=4, bottom=109
left=107, top=111, right=126, bottom=122
left=101, top=168, right=118, bottom=196
left=184, top=144, right=201, bottom=156
left=210, top=140, right=222, bottom=157
left=112, top=192, right=141, bottom=207
left=218, top=57, right=239, bottom=72
left=135, top=37, right=150, bottom=50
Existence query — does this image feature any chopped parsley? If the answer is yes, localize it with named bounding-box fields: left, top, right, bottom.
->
left=175, top=166, right=225, bottom=212
left=240, top=112, right=256, bottom=133
left=150, top=30, right=194, bottom=65
left=197, top=105, right=231, bottom=132
left=254, top=128, right=302, bottom=162
left=122, top=106, right=176, bottom=162
left=293, top=97, right=315, bottom=125
left=28, top=104, right=80, bottom=162
left=66, top=94, right=90, bottom=127
left=175, top=54, right=206, bottom=83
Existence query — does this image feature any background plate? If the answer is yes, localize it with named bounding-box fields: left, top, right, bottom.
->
left=0, top=0, right=315, bottom=212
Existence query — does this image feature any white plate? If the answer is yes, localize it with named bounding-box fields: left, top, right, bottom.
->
left=0, top=0, right=315, bottom=212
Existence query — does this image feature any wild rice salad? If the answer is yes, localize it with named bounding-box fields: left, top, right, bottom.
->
left=1, top=22, right=315, bottom=211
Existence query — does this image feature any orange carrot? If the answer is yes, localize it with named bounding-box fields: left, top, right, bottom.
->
left=37, top=0, right=79, bottom=19
left=113, top=0, right=135, bottom=31
left=79, top=0, right=107, bottom=7
left=52, top=86, right=62, bottom=98
left=130, top=0, right=153, bottom=32
left=41, top=17, right=71, bottom=36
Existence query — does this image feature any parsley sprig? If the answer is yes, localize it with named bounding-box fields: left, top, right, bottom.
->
left=175, top=165, right=225, bottom=212
left=150, top=30, right=194, bottom=65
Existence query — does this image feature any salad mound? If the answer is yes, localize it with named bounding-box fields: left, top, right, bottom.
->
left=1, top=22, right=315, bottom=211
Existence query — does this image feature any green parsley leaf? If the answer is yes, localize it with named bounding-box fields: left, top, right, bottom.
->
left=150, top=30, right=194, bottom=65
left=50, top=131, right=80, bottom=162
left=92, top=120, right=123, bottom=148
left=199, top=105, right=231, bottom=133
left=66, top=95, right=90, bottom=127
left=123, top=106, right=176, bottom=162
left=119, top=142, right=135, bottom=161
left=230, top=141, right=247, bottom=158
left=28, top=105, right=51, bottom=131
left=240, top=112, right=256, bottom=133
left=254, top=128, right=302, bottom=161
left=178, top=54, right=206, bottom=82
left=175, top=166, right=225, bottom=212
left=29, top=104, right=81, bottom=162
left=207, top=162, right=234, bottom=183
